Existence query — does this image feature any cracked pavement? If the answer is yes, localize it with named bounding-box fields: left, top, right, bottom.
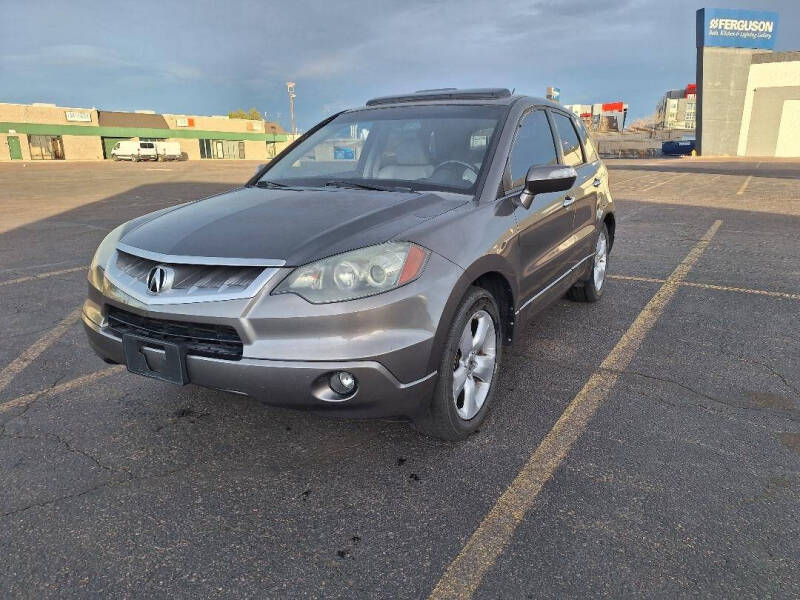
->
left=1, top=159, right=799, bottom=598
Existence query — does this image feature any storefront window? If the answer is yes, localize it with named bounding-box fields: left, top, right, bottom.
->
left=29, top=135, right=64, bottom=160
left=199, top=139, right=245, bottom=159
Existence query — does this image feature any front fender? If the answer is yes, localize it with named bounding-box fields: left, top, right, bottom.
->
left=425, top=252, right=519, bottom=375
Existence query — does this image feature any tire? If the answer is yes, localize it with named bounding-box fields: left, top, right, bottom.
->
left=414, top=286, right=503, bottom=441
left=568, top=224, right=609, bottom=303
left=131, top=155, right=138, bottom=162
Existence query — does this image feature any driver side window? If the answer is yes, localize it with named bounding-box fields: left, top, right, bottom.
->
left=505, top=110, right=558, bottom=192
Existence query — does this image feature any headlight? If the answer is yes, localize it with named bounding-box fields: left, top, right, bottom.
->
left=88, top=224, right=126, bottom=290
left=273, top=242, right=429, bottom=303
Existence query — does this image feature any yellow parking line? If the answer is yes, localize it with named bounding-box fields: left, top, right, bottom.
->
left=0, top=266, right=86, bottom=287
left=609, top=274, right=666, bottom=284
left=609, top=275, right=800, bottom=301
left=0, top=366, right=125, bottom=414
left=610, top=174, right=639, bottom=187
left=0, top=307, right=83, bottom=395
left=736, top=175, right=753, bottom=195
left=429, top=220, right=722, bottom=600
left=682, top=281, right=800, bottom=301
left=639, top=173, right=687, bottom=192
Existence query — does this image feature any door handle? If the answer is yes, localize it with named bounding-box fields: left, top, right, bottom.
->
left=563, top=196, right=576, bottom=208
left=593, top=178, right=602, bottom=188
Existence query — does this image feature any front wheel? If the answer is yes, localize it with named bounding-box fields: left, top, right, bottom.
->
left=414, top=286, right=502, bottom=441
left=568, top=224, right=609, bottom=302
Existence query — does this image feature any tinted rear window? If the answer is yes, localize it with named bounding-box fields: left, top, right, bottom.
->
left=573, top=118, right=599, bottom=162
left=551, top=112, right=584, bottom=167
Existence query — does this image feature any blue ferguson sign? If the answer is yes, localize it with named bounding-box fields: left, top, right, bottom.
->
left=697, top=8, right=779, bottom=50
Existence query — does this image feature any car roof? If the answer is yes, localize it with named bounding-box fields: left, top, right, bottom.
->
left=353, top=88, right=564, bottom=112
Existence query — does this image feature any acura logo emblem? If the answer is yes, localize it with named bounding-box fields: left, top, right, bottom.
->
left=146, top=265, right=173, bottom=294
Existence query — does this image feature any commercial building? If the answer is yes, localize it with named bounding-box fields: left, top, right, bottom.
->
left=564, top=102, right=629, bottom=132
left=696, top=8, right=800, bottom=156
left=0, top=102, right=290, bottom=162
left=655, top=84, right=697, bottom=130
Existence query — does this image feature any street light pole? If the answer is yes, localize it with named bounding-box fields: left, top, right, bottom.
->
left=286, top=82, right=296, bottom=136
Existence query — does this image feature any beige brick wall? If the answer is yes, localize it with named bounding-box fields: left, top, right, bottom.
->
left=162, top=113, right=284, bottom=136
left=243, top=140, right=266, bottom=160
left=0, top=103, right=98, bottom=127
left=62, top=135, right=104, bottom=160
left=173, top=138, right=201, bottom=160
left=0, top=134, right=11, bottom=161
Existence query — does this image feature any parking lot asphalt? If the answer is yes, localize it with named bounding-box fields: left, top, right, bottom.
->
left=1, top=158, right=799, bottom=598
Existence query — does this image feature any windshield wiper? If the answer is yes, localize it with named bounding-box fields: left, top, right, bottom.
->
left=254, top=180, right=288, bottom=189
left=324, top=180, right=408, bottom=192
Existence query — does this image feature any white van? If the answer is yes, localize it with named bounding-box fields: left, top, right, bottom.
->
left=154, top=141, right=182, bottom=161
left=111, top=141, right=158, bottom=161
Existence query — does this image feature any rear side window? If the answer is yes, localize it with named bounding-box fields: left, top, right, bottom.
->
left=573, top=118, right=599, bottom=163
left=506, top=110, right=558, bottom=190
left=551, top=112, right=585, bottom=167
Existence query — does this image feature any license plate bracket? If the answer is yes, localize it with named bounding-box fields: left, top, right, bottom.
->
left=122, top=333, right=188, bottom=385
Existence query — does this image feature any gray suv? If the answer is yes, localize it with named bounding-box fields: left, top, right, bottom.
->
left=84, top=88, right=615, bottom=440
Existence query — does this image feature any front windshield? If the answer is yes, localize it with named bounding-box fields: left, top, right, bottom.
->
left=260, top=105, right=507, bottom=193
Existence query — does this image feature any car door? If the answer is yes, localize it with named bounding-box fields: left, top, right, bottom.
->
left=549, top=111, right=599, bottom=265
left=573, top=117, right=605, bottom=258
left=505, top=109, right=577, bottom=304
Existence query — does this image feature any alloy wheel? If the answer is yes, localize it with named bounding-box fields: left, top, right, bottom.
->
left=594, top=230, right=608, bottom=290
left=452, top=309, right=497, bottom=420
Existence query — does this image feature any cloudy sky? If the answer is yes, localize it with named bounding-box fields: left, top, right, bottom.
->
left=1, top=0, right=797, bottom=131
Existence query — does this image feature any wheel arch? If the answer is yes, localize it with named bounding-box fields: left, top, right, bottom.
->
left=426, top=255, right=518, bottom=374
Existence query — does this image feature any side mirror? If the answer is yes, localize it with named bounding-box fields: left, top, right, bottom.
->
left=519, top=165, right=577, bottom=209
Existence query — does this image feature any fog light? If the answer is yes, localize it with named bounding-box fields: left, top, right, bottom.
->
left=330, top=371, right=357, bottom=395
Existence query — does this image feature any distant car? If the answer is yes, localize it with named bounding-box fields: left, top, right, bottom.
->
left=154, top=141, right=182, bottom=161
left=111, top=141, right=158, bottom=162
left=662, top=138, right=696, bottom=156
left=85, top=88, right=616, bottom=440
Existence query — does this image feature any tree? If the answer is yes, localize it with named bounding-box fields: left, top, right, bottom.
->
left=228, top=108, right=262, bottom=120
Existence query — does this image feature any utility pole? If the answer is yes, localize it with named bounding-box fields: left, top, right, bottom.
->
left=286, top=82, right=296, bottom=135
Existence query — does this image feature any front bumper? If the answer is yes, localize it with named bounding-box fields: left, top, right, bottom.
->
left=81, top=251, right=462, bottom=418
left=84, top=314, right=438, bottom=418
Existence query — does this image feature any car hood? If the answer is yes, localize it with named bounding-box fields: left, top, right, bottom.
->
left=119, top=186, right=469, bottom=266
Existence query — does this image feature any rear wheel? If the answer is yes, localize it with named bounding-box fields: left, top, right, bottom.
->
left=568, top=224, right=609, bottom=302
left=414, top=286, right=502, bottom=441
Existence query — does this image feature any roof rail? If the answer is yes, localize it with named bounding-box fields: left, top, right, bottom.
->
left=414, top=88, right=458, bottom=93
left=365, top=88, right=512, bottom=107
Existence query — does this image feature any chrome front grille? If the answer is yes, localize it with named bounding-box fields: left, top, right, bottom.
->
left=115, top=251, right=264, bottom=291
left=105, top=249, right=280, bottom=305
